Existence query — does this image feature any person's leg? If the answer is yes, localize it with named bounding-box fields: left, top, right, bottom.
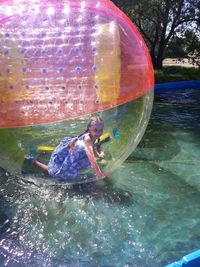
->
left=34, top=160, right=49, bottom=174
left=24, top=155, right=49, bottom=174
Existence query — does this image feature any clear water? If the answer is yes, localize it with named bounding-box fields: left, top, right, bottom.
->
left=0, top=88, right=200, bottom=267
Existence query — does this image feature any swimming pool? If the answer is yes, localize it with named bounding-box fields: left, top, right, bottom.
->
left=0, top=85, right=200, bottom=266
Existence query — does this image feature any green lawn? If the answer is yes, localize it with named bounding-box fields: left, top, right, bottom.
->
left=154, top=66, right=200, bottom=83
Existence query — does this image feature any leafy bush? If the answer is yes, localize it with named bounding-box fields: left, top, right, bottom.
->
left=154, top=66, right=200, bottom=83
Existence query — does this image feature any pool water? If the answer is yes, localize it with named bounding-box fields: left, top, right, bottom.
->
left=0, top=87, right=200, bottom=267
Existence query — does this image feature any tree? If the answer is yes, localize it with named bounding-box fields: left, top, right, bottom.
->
left=184, top=29, right=200, bottom=67
left=165, top=36, right=187, bottom=58
left=166, top=29, right=200, bottom=67
left=112, top=0, right=200, bottom=69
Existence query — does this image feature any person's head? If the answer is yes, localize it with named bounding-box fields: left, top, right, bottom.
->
left=87, top=117, right=104, bottom=140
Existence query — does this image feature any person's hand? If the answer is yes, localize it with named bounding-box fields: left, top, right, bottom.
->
left=99, top=172, right=109, bottom=179
left=97, top=151, right=105, bottom=159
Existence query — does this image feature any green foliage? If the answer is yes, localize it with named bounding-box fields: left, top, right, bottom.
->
left=166, top=30, right=200, bottom=67
left=166, top=36, right=188, bottom=58
left=112, top=0, right=200, bottom=69
left=184, top=30, right=200, bottom=67
left=155, top=67, right=200, bottom=83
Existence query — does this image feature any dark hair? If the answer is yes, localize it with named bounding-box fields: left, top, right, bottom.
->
left=87, top=116, right=103, bottom=129
left=78, top=116, right=103, bottom=138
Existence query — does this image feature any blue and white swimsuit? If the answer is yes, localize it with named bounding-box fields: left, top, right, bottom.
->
left=48, top=135, right=91, bottom=180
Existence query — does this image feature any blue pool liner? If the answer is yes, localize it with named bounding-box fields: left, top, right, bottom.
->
left=155, top=80, right=200, bottom=91
left=165, top=250, right=200, bottom=267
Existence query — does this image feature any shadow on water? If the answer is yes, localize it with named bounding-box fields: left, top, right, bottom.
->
left=0, top=167, right=136, bottom=218
left=18, top=173, right=135, bottom=207
left=19, top=156, right=135, bottom=207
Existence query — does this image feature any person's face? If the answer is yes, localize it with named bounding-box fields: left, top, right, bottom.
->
left=89, top=122, right=104, bottom=139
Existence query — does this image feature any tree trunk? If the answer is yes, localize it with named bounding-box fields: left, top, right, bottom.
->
left=155, top=56, right=163, bottom=69
left=155, top=41, right=166, bottom=69
left=150, top=51, right=157, bottom=69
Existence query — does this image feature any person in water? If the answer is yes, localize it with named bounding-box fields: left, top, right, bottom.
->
left=25, top=117, right=108, bottom=180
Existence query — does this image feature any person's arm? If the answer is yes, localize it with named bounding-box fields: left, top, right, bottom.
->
left=84, top=138, right=107, bottom=179
left=93, top=139, right=105, bottom=159
left=69, top=137, right=78, bottom=153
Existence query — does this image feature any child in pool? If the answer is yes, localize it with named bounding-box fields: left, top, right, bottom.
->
left=25, top=117, right=108, bottom=180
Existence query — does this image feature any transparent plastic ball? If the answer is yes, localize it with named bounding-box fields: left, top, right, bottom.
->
left=0, top=0, right=154, bottom=184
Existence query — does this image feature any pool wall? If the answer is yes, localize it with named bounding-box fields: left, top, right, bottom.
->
left=155, top=80, right=200, bottom=91
left=165, top=249, right=200, bottom=267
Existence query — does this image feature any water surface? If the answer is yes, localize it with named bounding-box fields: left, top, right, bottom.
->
left=0, top=87, right=200, bottom=267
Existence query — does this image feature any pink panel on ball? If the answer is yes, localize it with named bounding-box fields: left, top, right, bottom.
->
left=0, top=0, right=154, bottom=128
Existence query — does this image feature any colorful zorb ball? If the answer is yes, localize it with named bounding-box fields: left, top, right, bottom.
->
left=0, top=0, right=154, bottom=182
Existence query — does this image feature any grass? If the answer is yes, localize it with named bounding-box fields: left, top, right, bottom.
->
left=154, top=66, right=200, bottom=83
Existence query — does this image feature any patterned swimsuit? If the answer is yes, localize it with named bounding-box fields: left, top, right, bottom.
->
left=48, top=135, right=91, bottom=180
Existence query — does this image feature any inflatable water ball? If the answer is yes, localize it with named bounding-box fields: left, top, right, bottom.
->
left=0, top=0, right=154, bottom=183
